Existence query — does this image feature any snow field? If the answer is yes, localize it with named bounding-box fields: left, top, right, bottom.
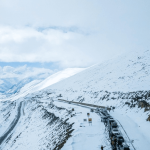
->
left=111, top=108, right=150, bottom=150
left=1, top=68, right=84, bottom=102
left=51, top=89, right=150, bottom=150
left=1, top=50, right=150, bottom=150
left=54, top=101, right=111, bottom=150
left=49, top=50, right=150, bottom=92
left=0, top=98, right=74, bottom=150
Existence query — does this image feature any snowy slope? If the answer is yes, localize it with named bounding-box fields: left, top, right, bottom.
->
left=0, top=94, right=74, bottom=150
left=1, top=68, right=85, bottom=101
left=32, top=68, right=85, bottom=92
left=49, top=50, right=150, bottom=92
left=1, top=50, right=150, bottom=150
left=41, top=50, right=150, bottom=150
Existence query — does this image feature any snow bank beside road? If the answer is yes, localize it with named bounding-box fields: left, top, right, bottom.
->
left=111, top=107, right=150, bottom=150
left=54, top=101, right=111, bottom=150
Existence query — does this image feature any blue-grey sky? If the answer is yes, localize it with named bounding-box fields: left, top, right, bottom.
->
left=0, top=0, right=150, bottom=69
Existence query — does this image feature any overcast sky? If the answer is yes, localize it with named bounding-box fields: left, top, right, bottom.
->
left=0, top=0, right=150, bottom=69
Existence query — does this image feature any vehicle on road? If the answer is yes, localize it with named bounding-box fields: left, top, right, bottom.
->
left=107, top=119, right=117, bottom=128
left=117, top=143, right=130, bottom=150
left=90, top=108, right=94, bottom=112
left=109, top=122, right=118, bottom=131
left=116, top=135, right=124, bottom=146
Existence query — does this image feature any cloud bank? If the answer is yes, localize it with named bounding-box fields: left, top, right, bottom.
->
left=0, top=65, right=53, bottom=79
left=0, top=0, right=150, bottom=68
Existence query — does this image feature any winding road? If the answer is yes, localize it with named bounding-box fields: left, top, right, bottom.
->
left=57, top=99, right=135, bottom=150
left=0, top=102, right=23, bottom=145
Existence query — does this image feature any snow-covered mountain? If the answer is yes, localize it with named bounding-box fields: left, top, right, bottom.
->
left=1, top=50, right=150, bottom=150
left=0, top=65, right=53, bottom=97
left=40, top=49, right=150, bottom=150
left=1, top=68, right=85, bottom=101
left=49, top=50, right=150, bottom=92
left=32, top=68, right=85, bottom=91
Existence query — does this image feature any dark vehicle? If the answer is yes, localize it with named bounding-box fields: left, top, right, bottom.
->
left=112, top=122, right=118, bottom=126
left=109, top=131, right=120, bottom=140
left=95, top=108, right=99, bottom=113
left=101, top=109, right=108, bottom=114
left=110, top=122, right=118, bottom=128
left=109, top=122, right=118, bottom=131
left=111, top=136, right=117, bottom=150
left=110, top=128, right=120, bottom=138
left=101, top=116, right=108, bottom=122
left=108, top=116, right=114, bottom=119
left=118, top=144, right=130, bottom=150
left=116, top=135, right=124, bottom=145
left=107, top=119, right=117, bottom=126
left=90, top=108, right=94, bottom=112
left=104, top=111, right=109, bottom=116
left=101, top=111, right=108, bottom=116
left=107, top=119, right=116, bottom=131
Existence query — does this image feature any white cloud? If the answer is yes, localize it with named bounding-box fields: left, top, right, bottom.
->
left=0, top=65, right=53, bottom=79
left=0, top=0, right=150, bottom=67
left=0, top=0, right=101, bottom=28
left=0, top=25, right=128, bottom=67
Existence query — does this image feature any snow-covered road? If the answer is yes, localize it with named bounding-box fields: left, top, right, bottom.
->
left=0, top=102, right=22, bottom=145
left=54, top=101, right=111, bottom=150
left=111, top=109, right=150, bottom=150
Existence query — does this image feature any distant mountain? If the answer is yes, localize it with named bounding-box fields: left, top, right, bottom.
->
left=6, top=78, right=41, bottom=95
left=0, top=78, right=18, bottom=93
left=0, top=65, right=53, bottom=97
left=1, top=68, right=85, bottom=100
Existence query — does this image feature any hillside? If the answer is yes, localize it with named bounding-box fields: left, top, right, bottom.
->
left=1, top=68, right=85, bottom=101
left=42, top=50, right=150, bottom=150
left=50, top=50, right=150, bottom=92
left=45, top=50, right=150, bottom=120
left=0, top=50, right=150, bottom=150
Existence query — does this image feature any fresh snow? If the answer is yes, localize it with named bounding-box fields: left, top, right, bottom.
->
left=54, top=101, right=111, bottom=150
left=0, top=65, right=53, bottom=96
left=49, top=50, right=150, bottom=92
left=111, top=107, right=150, bottom=150
left=1, top=68, right=85, bottom=101
left=0, top=50, right=150, bottom=150
left=32, top=68, right=85, bottom=92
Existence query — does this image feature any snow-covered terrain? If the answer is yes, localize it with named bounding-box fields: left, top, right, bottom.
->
left=54, top=101, right=110, bottom=150
left=49, top=50, right=150, bottom=92
left=0, top=50, right=150, bottom=150
left=0, top=65, right=53, bottom=98
left=1, top=68, right=85, bottom=101
left=0, top=93, right=74, bottom=150
left=32, top=68, right=85, bottom=92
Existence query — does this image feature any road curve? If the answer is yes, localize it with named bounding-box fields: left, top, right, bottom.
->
left=58, top=99, right=110, bottom=110
left=58, top=99, right=135, bottom=150
left=0, top=102, right=23, bottom=145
